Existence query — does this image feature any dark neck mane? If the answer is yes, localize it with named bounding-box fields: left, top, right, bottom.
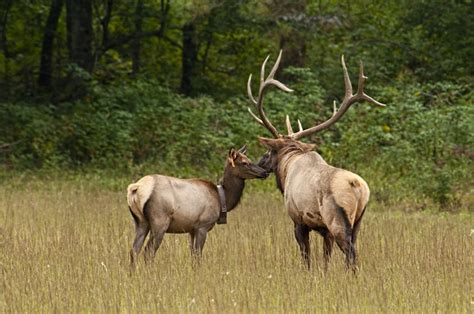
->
left=274, top=141, right=316, bottom=194
left=219, top=167, right=245, bottom=211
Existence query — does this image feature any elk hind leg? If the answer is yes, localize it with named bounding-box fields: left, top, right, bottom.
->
left=129, top=206, right=150, bottom=267
left=351, top=207, right=366, bottom=264
left=294, top=223, right=311, bottom=269
left=322, top=231, right=334, bottom=272
left=143, top=217, right=170, bottom=263
left=130, top=221, right=150, bottom=268
left=329, top=207, right=357, bottom=273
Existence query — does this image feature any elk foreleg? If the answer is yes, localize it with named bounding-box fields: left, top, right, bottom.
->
left=294, top=223, right=311, bottom=269
left=189, top=233, right=195, bottom=254
left=192, top=228, right=208, bottom=257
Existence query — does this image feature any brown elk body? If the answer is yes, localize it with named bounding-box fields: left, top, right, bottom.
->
left=127, top=146, right=268, bottom=267
left=247, top=51, right=384, bottom=271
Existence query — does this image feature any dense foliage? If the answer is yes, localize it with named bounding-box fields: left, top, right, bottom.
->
left=0, top=1, right=472, bottom=211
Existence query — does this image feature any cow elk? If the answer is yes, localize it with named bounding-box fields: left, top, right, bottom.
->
left=247, top=51, right=385, bottom=271
left=127, top=145, right=268, bottom=267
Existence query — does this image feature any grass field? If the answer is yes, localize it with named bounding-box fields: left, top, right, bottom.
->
left=0, top=178, right=472, bottom=313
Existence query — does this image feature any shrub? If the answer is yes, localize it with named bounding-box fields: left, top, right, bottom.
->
left=0, top=77, right=472, bottom=210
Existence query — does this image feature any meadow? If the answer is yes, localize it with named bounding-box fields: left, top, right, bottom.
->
left=0, top=177, right=472, bottom=313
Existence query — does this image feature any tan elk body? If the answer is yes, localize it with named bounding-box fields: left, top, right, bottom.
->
left=266, top=138, right=369, bottom=228
left=247, top=51, right=384, bottom=270
left=127, top=146, right=268, bottom=266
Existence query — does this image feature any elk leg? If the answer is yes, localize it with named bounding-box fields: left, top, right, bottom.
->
left=192, top=228, right=208, bottom=257
left=189, top=233, right=195, bottom=254
left=334, top=232, right=356, bottom=273
left=325, top=206, right=357, bottom=273
left=322, top=232, right=334, bottom=272
left=351, top=207, right=366, bottom=265
left=130, top=222, right=150, bottom=268
left=294, top=223, right=311, bottom=269
left=144, top=218, right=169, bottom=263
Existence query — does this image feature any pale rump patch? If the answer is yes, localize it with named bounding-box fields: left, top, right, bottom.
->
left=331, top=171, right=369, bottom=226
left=127, top=175, right=155, bottom=222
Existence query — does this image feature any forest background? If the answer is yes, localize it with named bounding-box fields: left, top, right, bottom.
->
left=0, top=0, right=473, bottom=212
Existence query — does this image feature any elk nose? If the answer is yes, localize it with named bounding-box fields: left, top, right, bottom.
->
left=260, top=170, right=270, bottom=178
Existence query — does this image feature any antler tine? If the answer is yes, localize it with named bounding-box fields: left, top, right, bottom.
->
left=246, top=51, right=293, bottom=138
left=342, top=55, right=353, bottom=99
left=260, top=55, right=270, bottom=85
left=266, top=50, right=293, bottom=92
left=290, top=56, right=385, bottom=140
left=286, top=115, right=294, bottom=135
left=356, top=61, right=366, bottom=96
left=248, top=107, right=264, bottom=125
left=362, top=93, right=386, bottom=107
left=247, top=74, right=257, bottom=105
left=268, top=50, right=283, bottom=79
left=286, top=116, right=304, bottom=135
left=357, top=61, right=385, bottom=107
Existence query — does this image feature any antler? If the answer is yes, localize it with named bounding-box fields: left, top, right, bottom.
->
left=287, top=56, right=385, bottom=140
left=286, top=115, right=303, bottom=136
left=247, top=50, right=293, bottom=138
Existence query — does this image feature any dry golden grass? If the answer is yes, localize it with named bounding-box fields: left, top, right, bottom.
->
left=0, top=179, right=472, bottom=313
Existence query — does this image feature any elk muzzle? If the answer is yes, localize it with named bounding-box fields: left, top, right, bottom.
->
left=247, top=163, right=269, bottom=179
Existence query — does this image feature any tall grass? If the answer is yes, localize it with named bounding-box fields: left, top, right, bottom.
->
left=0, top=179, right=472, bottom=313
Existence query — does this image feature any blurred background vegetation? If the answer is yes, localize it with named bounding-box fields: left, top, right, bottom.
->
left=0, top=0, right=472, bottom=211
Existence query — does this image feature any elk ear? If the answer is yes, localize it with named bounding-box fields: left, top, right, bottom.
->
left=228, top=148, right=237, bottom=167
left=301, top=142, right=316, bottom=151
left=228, top=148, right=239, bottom=159
left=258, top=137, right=279, bottom=149
left=238, top=144, right=248, bottom=155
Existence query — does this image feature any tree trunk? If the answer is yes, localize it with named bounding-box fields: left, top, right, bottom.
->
left=100, top=0, right=113, bottom=50
left=279, top=32, right=306, bottom=69
left=272, top=0, right=308, bottom=69
left=38, top=0, right=64, bottom=88
left=66, top=0, right=93, bottom=72
left=132, top=0, right=144, bottom=76
left=64, top=0, right=93, bottom=99
left=180, top=21, right=198, bottom=96
left=0, top=0, right=13, bottom=97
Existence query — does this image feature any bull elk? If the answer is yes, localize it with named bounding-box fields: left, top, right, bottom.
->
left=127, top=145, right=268, bottom=267
left=247, top=51, right=385, bottom=271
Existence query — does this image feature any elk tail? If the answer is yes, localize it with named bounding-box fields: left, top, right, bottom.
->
left=127, top=176, right=155, bottom=224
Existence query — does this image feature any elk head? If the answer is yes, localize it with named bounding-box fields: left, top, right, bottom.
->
left=257, top=137, right=315, bottom=172
left=247, top=50, right=385, bottom=172
left=226, top=145, right=269, bottom=179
